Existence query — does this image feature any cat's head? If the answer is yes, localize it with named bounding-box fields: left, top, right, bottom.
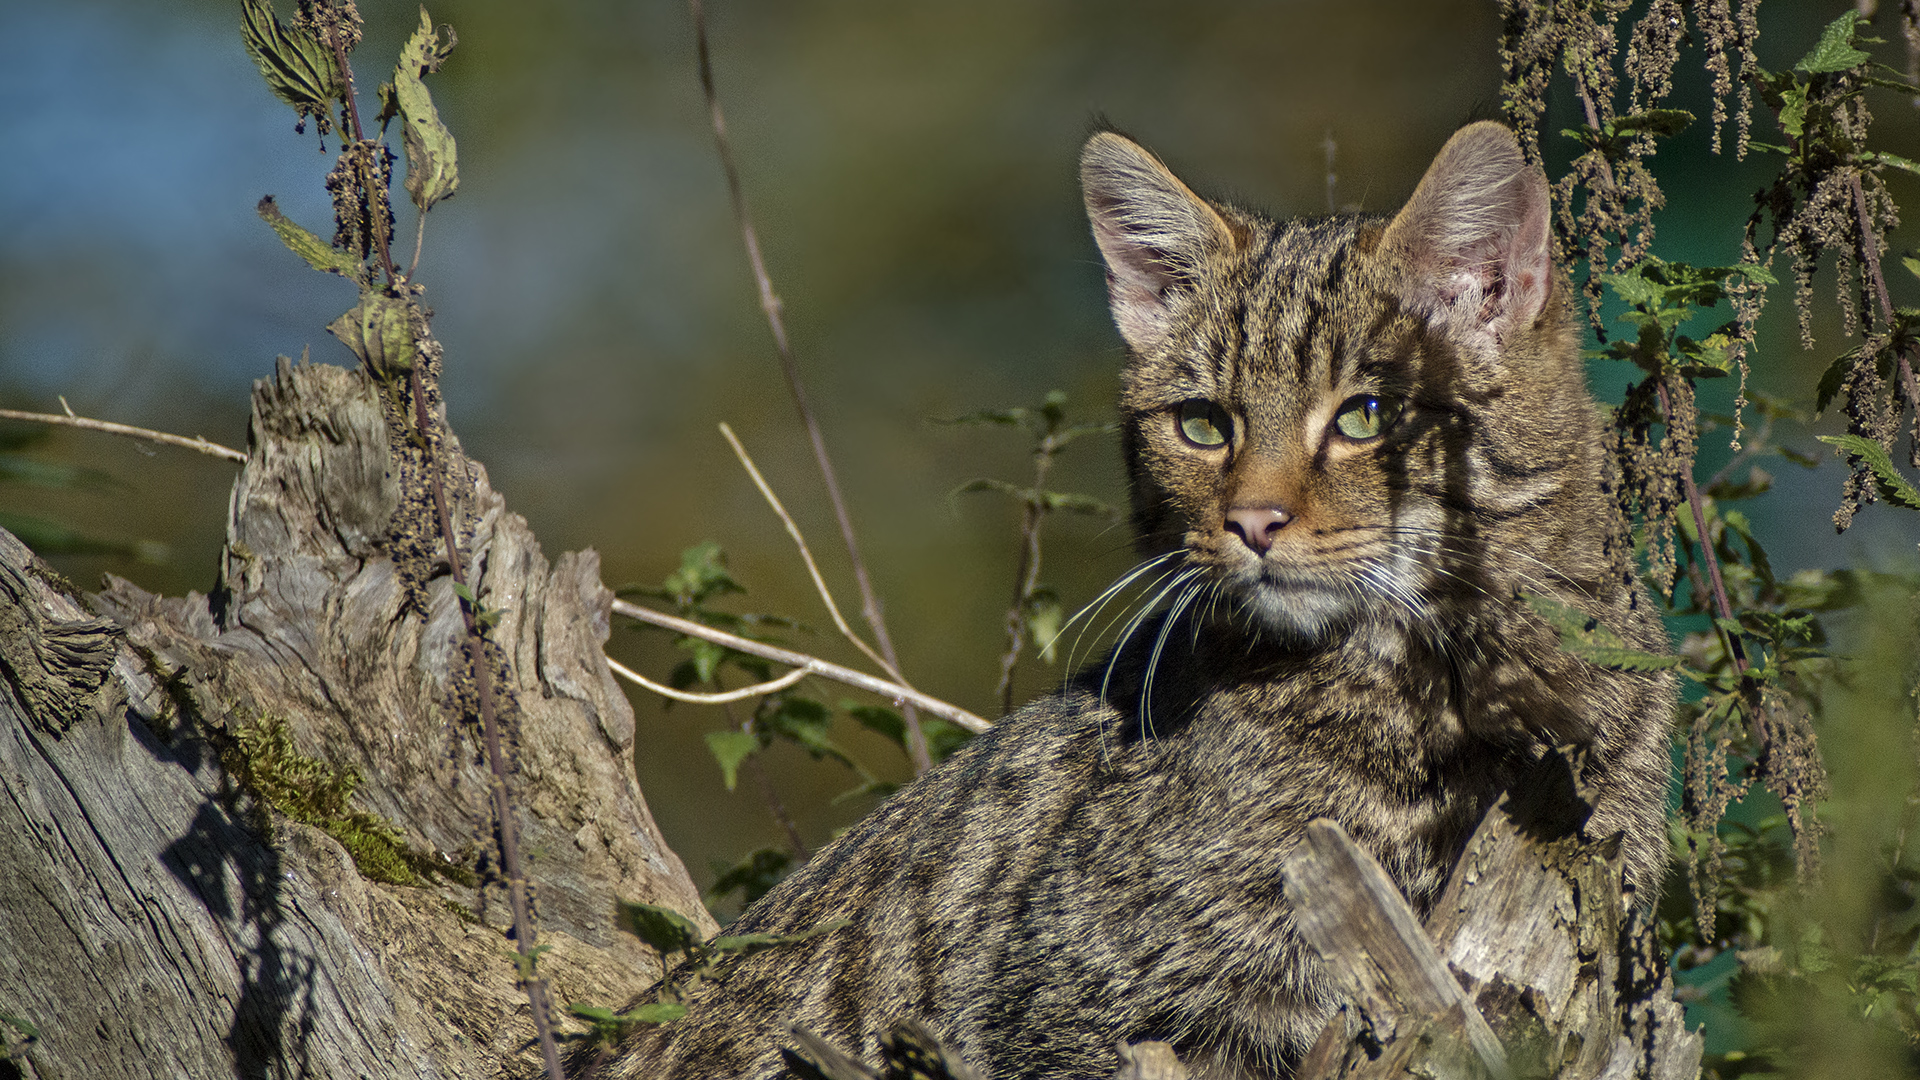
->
left=1082, top=121, right=1609, bottom=644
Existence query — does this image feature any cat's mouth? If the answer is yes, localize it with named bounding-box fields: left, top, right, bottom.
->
left=1218, top=560, right=1374, bottom=643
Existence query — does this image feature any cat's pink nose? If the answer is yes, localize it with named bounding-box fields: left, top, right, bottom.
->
left=1225, top=506, right=1292, bottom=554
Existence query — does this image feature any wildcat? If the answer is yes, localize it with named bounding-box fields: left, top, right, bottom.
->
left=605, top=120, right=1675, bottom=1080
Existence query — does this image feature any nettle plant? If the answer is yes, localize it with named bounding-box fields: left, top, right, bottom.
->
left=1502, top=0, right=1920, bottom=1068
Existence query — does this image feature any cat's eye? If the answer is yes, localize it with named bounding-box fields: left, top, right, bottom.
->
left=1177, top=400, right=1232, bottom=448
left=1333, top=395, right=1400, bottom=441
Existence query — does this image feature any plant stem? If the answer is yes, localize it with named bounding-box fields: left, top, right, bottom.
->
left=318, top=8, right=398, bottom=289
left=611, top=599, right=990, bottom=733
left=687, top=0, right=930, bottom=774
left=327, top=3, right=559, bottom=1058
left=408, top=363, right=564, bottom=1080
left=1850, top=171, right=1920, bottom=441
left=994, top=437, right=1056, bottom=716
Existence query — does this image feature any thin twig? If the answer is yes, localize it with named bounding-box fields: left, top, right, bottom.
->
left=688, top=0, right=931, bottom=774
left=0, top=409, right=246, bottom=463
left=718, top=423, right=908, bottom=684
left=606, top=656, right=808, bottom=703
left=612, top=598, right=990, bottom=734
left=994, top=437, right=1057, bottom=716
left=1850, top=172, right=1920, bottom=426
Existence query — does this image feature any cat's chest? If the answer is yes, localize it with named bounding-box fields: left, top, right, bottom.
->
left=1115, top=662, right=1547, bottom=895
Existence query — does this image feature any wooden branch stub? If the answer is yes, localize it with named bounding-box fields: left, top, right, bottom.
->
left=1289, top=798, right=1703, bottom=1080
left=1284, top=819, right=1512, bottom=1080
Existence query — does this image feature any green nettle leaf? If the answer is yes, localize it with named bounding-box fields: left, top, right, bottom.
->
left=1813, top=350, right=1857, bottom=416
left=1796, top=12, right=1870, bottom=75
left=683, top=638, right=729, bottom=684
left=664, top=542, right=744, bottom=606
left=258, top=196, right=363, bottom=279
left=1038, top=491, right=1114, bottom=516
left=846, top=703, right=972, bottom=762
left=1778, top=84, right=1811, bottom=138
left=704, top=730, right=760, bottom=791
left=624, top=1001, right=688, bottom=1024
left=1864, top=151, right=1920, bottom=179
left=391, top=7, right=460, bottom=213
left=1613, top=109, right=1695, bottom=137
left=1903, top=255, right=1920, bottom=282
left=327, top=292, right=417, bottom=379
left=709, top=918, right=849, bottom=958
left=1818, top=435, right=1920, bottom=509
left=763, top=696, right=846, bottom=762
left=613, top=899, right=703, bottom=957
left=1524, top=593, right=1686, bottom=671
left=706, top=847, right=791, bottom=907
left=240, top=0, right=343, bottom=131
left=1024, top=590, right=1064, bottom=663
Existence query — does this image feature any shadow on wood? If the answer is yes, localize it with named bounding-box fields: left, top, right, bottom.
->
left=0, top=358, right=711, bottom=1079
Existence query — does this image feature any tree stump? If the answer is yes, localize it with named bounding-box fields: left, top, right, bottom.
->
left=0, top=357, right=710, bottom=1080
left=1287, top=788, right=1702, bottom=1080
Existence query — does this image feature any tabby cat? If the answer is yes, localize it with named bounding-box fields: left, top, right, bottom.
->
left=610, top=120, right=1675, bottom=1080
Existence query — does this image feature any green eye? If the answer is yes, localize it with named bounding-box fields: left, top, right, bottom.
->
left=1177, top=400, right=1231, bottom=447
left=1334, top=395, right=1399, bottom=440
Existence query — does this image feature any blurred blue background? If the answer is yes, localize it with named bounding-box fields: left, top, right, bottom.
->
left=1, top=0, right=1914, bottom=890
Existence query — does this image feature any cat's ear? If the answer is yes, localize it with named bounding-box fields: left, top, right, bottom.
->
left=1081, top=132, right=1240, bottom=354
left=1381, top=121, right=1553, bottom=357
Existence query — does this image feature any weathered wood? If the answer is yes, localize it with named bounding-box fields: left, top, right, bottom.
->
left=1287, top=788, right=1703, bottom=1080
left=1285, top=820, right=1511, bottom=1080
left=0, top=357, right=711, bottom=1079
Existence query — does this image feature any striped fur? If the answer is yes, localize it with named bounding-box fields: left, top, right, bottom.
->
left=608, top=122, right=1674, bottom=1080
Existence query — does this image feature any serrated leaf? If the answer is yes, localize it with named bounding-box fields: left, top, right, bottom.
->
left=683, top=638, right=728, bottom=684
left=1613, top=109, right=1694, bottom=137
left=1819, top=434, right=1920, bottom=509
left=1814, top=350, right=1857, bottom=416
left=392, top=7, right=459, bottom=213
left=950, top=477, right=1029, bottom=503
left=705, top=847, right=790, bottom=907
left=1025, top=592, right=1063, bottom=663
left=845, top=703, right=972, bottom=762
left=704, top=730, right=759, bottom=791
left=625, top=1001, right=689, bottom=1024
left=1037, top=491, right=1114, bottom=516
left=240, top=0, right=342, bottom=127
left=1778, top=84, right=1810, bottom=139
left=327, top=292, right=417, bottom=379
left=935, top=409, right=1028, bottom=427
left=709, top=918, right=848, bottom=958
left=1796, top=12, right=1870, bottom=75
left=1904, top=256, right=1920, bottom=283
left=613, top=899, right=703, bottom=956
left=1523, top=593, right=1685, bottom=671
left=763, top=696, right=850, bottom=765
left=1865, top=150, right=1920, bottom=179
left=258, top=196, right=362, bottom=279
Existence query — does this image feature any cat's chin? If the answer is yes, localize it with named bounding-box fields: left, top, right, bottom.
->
left=1230, top=579, right=1368, bottom=648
